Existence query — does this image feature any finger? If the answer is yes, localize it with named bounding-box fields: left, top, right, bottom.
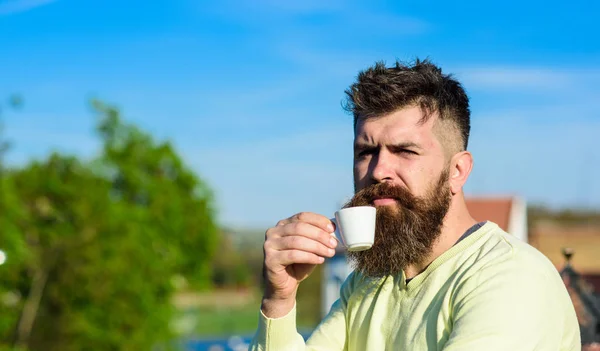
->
left=289, top=212, right=335, bottom=233
left=275, top=235, right=336, bottom=258
left=280, top=221, right=338, bottom=249
left=274, top=249, right=325, bottom=266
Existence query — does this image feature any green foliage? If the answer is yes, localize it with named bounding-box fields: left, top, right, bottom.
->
left=211, top=234, right=252, bottom=288
left=0, top=177, right=30, bottom=345
left=0, top=100, right=219, bottom=350
left=91, top=100, right=219, bottom=289
left=296, top=264, right=323, bottom=328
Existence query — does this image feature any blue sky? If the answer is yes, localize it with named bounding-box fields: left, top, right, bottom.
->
left=1, top=0, right=599, bottom=229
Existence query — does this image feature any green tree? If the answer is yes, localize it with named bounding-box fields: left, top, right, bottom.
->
left=0, top=100, right=219, bottom=350
left=0, top=176, right=29, bottom=350
left=91, top=100, right=219, bottom=288
left=0, top=95, right=29, bottom=349
left=211, top=231, right=251, bottom=288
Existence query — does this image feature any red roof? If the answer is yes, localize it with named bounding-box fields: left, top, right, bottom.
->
left=465, top=197, right=513, bottom=231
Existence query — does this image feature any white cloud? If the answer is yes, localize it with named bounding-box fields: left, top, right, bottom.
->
left=202, top=1, right=430, bottom=42
left=276, top=45, right=381, bottom=79
left=250, top=0, right=345, bottom=14
left=473, top=99, right=600, bottom=124
left=0, top=0, right=57, bottom=15
left=199, top=0, right=342, bottom=21
left=456, top=66, right=600, bottom=92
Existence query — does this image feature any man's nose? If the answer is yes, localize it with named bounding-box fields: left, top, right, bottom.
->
left=370, top=151, right=395, bottom=183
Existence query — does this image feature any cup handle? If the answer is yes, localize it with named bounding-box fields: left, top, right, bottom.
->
left=329, top=217, right=341, bottom=244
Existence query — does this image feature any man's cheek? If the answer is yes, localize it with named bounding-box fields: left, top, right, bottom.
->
left=353, top=164, right=370, bottom=190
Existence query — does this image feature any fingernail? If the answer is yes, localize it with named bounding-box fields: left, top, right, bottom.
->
left=327, top=223, right=334, bottom=232
left=330, top=237, right=338, bottom=247
left=329, top=248, right=335, bottom=256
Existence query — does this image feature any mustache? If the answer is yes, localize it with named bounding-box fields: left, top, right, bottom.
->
left=347, top=182, right=421, bottom=209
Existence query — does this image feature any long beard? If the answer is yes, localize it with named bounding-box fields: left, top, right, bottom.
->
left=345, top=170, right=451, bottom=277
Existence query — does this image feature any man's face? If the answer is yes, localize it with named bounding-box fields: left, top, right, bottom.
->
left=346, top=106, right=453, bottom=277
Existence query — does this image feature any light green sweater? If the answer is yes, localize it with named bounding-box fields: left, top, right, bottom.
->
left=249, top=222, right=581, bottom=350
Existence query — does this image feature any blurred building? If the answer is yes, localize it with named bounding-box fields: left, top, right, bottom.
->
left=529, top=219, right=600, bottom=346
left=529, top=222, right=600, bottom=292
left=465, top=196, right=528, bottom=242
left=560, top=248, right=600, bottom=345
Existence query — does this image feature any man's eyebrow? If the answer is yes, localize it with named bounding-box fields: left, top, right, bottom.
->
left=354, top=141, right=422, bottom=149
left=354, top=141, right=375, bottom=149
left=389, top=142, right=423, bottom=150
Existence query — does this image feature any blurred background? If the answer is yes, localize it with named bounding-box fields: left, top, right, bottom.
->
left=0, top=0, right=599, bottom=350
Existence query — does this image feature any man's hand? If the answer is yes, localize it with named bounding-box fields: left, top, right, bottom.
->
left=261, top=212, right=338, bottom=318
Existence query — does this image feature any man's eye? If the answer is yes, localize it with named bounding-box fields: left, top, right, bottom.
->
left=399, top=149, right=418, bottom=155
left=357, top=149, right=374, bottom=157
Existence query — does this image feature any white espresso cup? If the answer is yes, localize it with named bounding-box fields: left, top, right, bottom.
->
left=331, top=206, right=376, bottom=252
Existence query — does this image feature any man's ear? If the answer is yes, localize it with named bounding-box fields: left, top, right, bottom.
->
left=449, top=151, right=473, bottom=195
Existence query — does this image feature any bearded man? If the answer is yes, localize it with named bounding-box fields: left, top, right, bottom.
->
left=249, top=59, right=580, bottom=350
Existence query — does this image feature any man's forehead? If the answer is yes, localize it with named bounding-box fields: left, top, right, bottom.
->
left=355, top=107, right=438, bottom=141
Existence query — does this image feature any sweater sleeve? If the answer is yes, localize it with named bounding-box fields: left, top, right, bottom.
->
left=248, top=272, right=355, bottom=351
left=441, top=248, right=580, bottom=351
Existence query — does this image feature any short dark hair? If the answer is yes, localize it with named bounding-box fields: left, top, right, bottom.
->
left=344, top=58, right=471, bottom=151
